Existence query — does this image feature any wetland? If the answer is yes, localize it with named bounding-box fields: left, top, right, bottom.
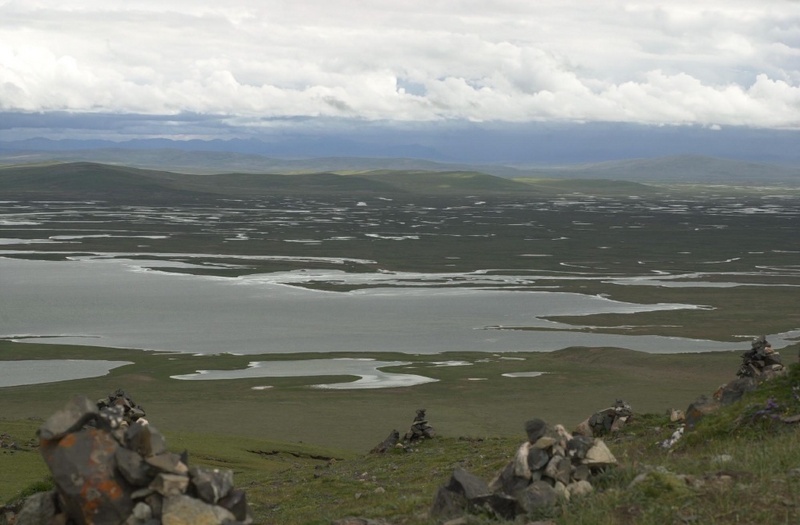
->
left=2, top=184, right=800, bottom=448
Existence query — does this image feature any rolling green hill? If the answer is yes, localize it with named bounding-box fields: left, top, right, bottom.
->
left=0, top=161, right=614, bottom=201
left=0, top=162, right=208, bottom=200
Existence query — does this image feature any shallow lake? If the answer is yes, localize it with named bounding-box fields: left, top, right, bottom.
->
left=1, top=256, right=744, bottom=357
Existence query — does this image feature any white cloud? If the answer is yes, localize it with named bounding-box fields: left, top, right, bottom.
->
left=0, top=0, right=798, bottom=128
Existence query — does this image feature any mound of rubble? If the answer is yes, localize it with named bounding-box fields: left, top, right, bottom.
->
left=683, top=335, right=787, bottom=430
left=574, top=399, right=633, bottom=438
left=6, top=390, right=252, bottom=525
left=430, top=418, right=617, bottom=521
left=655, top=335, right=796, bottom=449
left=736, top=335, right=784, bottom=379
left=370, top=408, right=435, bottom=454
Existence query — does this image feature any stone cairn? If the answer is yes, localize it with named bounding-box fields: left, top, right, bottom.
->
left=682, top=335, right=787, bottom=431
left=402, top=409, right=435, bottom=444
left=8, top=391, right=252, bottom=525
left=370, top=408, right=435, bottom=454
left=573, top=399, right=633, bottom=438
left=736, top=335, right=784, bottom=379
left=430, top=418, right=617, bottom=521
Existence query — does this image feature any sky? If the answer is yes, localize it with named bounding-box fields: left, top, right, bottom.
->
left=1, top=1, right=799, bottom=162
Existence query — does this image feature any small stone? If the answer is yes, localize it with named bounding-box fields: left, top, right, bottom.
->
left=430, top=486, right=467, bottom=520
left=447, top=467, right=490, bottom=500
left=150, top=473, right=189, bottom=497
left=571, top=464, right=591, bottom=482
left=531, top=436, right=556, bottom=450
left=567, top=480, right=593, bottom=498
left=685, top=395, right=722, bottom=429
left=146, top=453, right=188, bottom=475
left=441, top=518, right=470, bottom=525
left=488, top=461, right=532, bottom=496
left=471, top=493, right=518, bottom=520
left=554, top=457, right=572, bottom=485
left=217, top=489, right=251, bottom=523
left=573, top=417, right=593, bottom=437
left=668, top=408, right=685, bottom=422
left=14, top=490, right=58, bottom=524
left=116, top=447, right=153, bottom=486
left=161, top=494, right=235, bottom=525
left=514, top=442, right=532, bottom=478
left=524, top=418, right=548, bottom=443
left=189, top=466, right=234, bottom=504
left=717, top=377, right=759, bottom=406
left=516, top=480, right=558, bottom=513
left=711, top=454, right=733, bottom=464
left=583, top=440, right=617, bottom=467
left=544, top=456, right=561, bottom=480
left=99, top=405, right=126, bottom=429
left=144, top=493, right=163, bottom=519
left=130, top=487, right=156, bottom=500
left=566, top=435, right=594, bottom=460
left=126, top=421, right=154, bottom=457
left=131, top=501, right=153, bottom=521
left=370, top=430, right=399, bottom=454
left=553, top=481, right=569, bottom=501
left=527, top=447, right=550, bottom=471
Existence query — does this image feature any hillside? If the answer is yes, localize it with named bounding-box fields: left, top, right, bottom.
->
left=3, top=362, right=799, bottom=524
left=0, top=161, right=650, bottom=201
left=1, top=149, right=798, bottom=187
left=0, top=162, right=210, bottom=201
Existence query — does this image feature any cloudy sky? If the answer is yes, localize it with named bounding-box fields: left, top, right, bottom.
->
left=1, top=0, right=799, bottom=161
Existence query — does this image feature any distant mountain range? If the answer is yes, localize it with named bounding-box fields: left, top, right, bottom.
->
left=1, top=144, right=799, bottom=187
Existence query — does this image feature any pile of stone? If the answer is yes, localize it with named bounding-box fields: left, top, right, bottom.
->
left=662, top=337, right=787, bottom=446
left=1, top=432, right=20, bottom=451
left=430, top=418, right=617, bottom=521
left=370, top=409, right=435, bottom=454
left=8, top=393, right=252, bottom=525
left=737, top=335, right=784, bottom=379
left=683, top=335, right=787, bottom=430
left=402, top=409, right=435, bottom=444
left=97, top=389, right=147, bottom=424
left=574, top=399, right=633, bottom=438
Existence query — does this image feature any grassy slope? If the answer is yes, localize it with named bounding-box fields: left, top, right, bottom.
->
left=4, top=362, right=799, bottom=524
left=0, top=340, right=744, bottom=449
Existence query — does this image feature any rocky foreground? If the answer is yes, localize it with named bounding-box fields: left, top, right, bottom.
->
left=5, top=390, right=251, bottom=525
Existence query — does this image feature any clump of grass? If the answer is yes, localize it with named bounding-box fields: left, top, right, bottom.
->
left=15, top=478, right=53, bottom=501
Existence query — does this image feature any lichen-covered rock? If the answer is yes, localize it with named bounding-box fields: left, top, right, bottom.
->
left=40, top=426, right=133, bottom=525
left=21, top=391, right=252, bottom=525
